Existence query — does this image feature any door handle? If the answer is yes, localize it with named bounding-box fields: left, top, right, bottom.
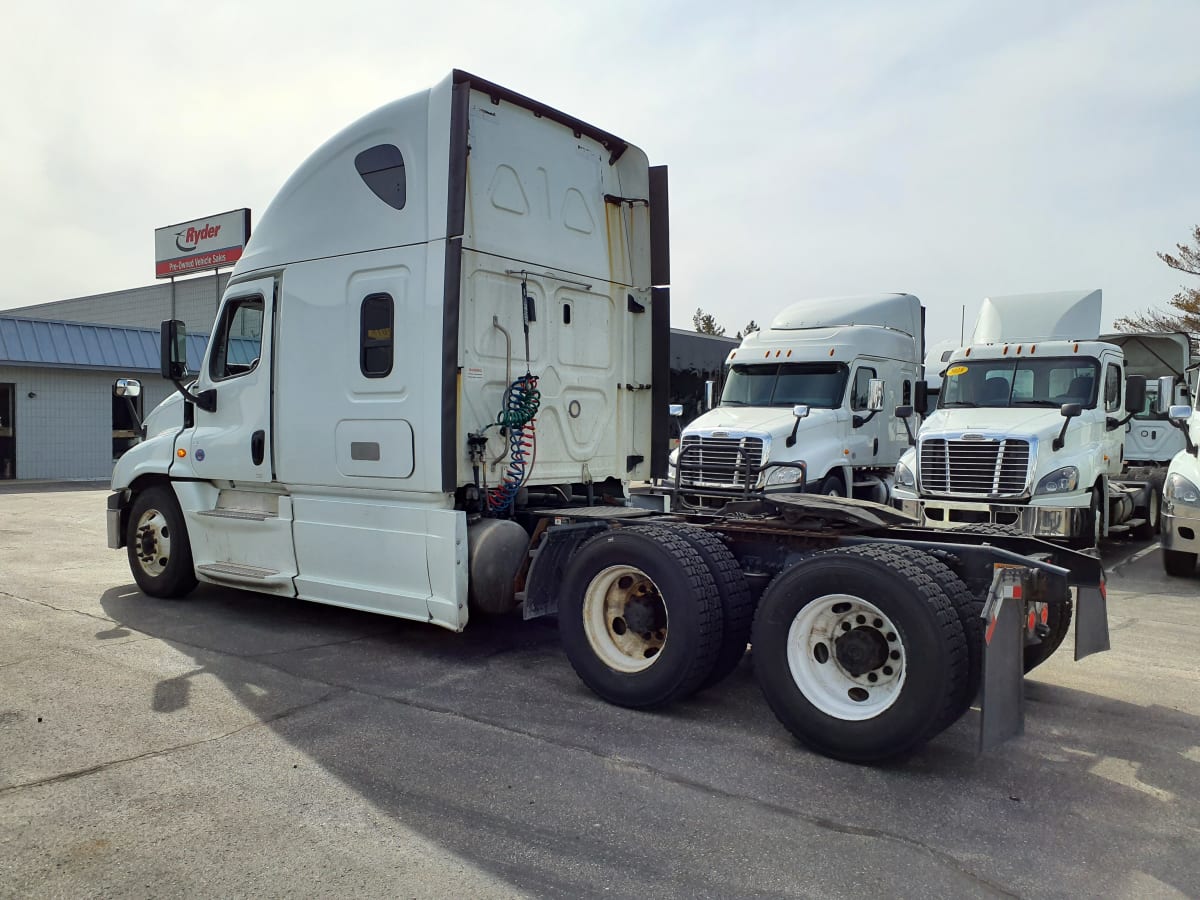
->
left=251, top=430, right=265, bottom=466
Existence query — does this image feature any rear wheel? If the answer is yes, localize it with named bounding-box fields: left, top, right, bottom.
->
left=657, top=524, right=754, bottom=688
left=558, top=526, right=723, bottom=709
left=1133, top=490, right=1160, bottom=540
left=751, top=543, right=968, bottom=762
left=905, top=551, right=982, bottom=714
left=1163, top=549, right=1198, bottom=577
left=126, top=485, right=197, bottom=598
left=1022, top=593, right=1073, bottom=673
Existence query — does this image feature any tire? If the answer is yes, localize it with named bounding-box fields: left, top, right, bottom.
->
left=751, top=543, right=968, bottom=763
left=1072, top=488, right=1103, bottom=551
left=658, top=523, right=754, bottom=689
left=904, top=551, right=983, bottom=715
left=1163, top=549, right=1198, bottom=577
left=1133, top=489, right=1160, bottom=540
left=558, top=526, right=723, bottom=709
left=1022, top=592, right=1073, bottom=673
left=126, top=485, right=198, bottom=598
left=818, top=473, right=846, bottom=497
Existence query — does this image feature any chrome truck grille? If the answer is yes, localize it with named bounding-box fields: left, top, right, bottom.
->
left=678, top=435, right=765, bottom=489
left=919, top=437, right=1032, bottom=498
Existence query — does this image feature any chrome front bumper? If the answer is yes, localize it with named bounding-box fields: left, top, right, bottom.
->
left=1162, top=511, right=1200, bottom=554
left=899, top=499, right=1083, bottom=538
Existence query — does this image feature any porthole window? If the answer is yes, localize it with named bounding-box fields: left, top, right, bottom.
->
left=361, top=293, right=394, bottom=377
left=355, top=144, right=406, bottom=210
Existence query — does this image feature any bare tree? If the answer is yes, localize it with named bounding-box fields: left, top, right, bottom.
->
left=1113, top=225, right=1200, bottom=344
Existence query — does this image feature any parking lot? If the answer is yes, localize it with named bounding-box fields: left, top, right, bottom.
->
left=1, top=484, right=1198, bottom=898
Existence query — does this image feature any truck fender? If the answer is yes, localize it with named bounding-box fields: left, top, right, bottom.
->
left=519, top=521, right=609, bottom=619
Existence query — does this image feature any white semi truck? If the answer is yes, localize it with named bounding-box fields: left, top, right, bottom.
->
left=671, top=294, right=925, bottom=502
left=893, top=291, right=1163, bottom=548
left=1162, top=364, right=1200, bottom=576
left=108, top=72, right=1111, bottom=763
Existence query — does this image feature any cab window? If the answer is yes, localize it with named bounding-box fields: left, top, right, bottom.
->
left=1105, top=364, right=1122, bottom=412
left=209, top=297, right=264, bottom=380
left=851, top=367, right=877, bottom=411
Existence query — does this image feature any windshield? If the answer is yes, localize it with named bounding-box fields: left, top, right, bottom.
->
left=720, top=362, right=849, bottom=408
left=940, top=357, right=1100, bottom=409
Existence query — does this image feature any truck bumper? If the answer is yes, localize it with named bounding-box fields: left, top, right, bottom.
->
left=1161, top=511, right=1200, bottom=554
left=898, top=498, right=1083, bottom=539
left=107, top=491, right=127, bottom=549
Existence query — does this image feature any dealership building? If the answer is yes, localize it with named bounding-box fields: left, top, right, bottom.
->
left=0, top=273, right=228, bottom=482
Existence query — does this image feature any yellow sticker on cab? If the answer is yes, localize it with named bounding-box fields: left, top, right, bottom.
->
left=946, top=365, right=968, bottom=376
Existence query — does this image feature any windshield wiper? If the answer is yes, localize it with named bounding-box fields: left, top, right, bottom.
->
left=942, top=401, right=979, bottom=408
left=1012, top=400, right=1060, bottom=407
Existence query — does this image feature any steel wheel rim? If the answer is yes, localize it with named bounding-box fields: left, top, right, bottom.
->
left=582, top=564, right=668, bottom=673
left=133, top=508, right=171, bottom=577
left=786, top=593, right=906, bottom=720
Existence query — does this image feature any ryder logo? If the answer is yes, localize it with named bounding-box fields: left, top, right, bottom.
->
left=174, top=223, right=222, bottom=253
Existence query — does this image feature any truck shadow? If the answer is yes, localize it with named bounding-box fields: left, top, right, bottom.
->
left=97, top=583, right=1200, bottom=898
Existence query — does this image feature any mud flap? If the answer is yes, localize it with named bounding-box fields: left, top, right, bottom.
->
left=1074, top=579, right=1111, bottom=660
left=979, top=567, right=1026, bottom=752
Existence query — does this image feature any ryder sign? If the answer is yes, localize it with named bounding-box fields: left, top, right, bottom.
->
left=154, top=209, right=250, bottom=278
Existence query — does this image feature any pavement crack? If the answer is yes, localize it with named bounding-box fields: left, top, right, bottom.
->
left=0, top=687, right=346, bottom=797
left=244, top=634, right=375, bottom=659
left=0, top=589, right=120, bottom=627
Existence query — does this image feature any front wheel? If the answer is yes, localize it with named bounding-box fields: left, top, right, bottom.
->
left=751, top=543, right=968, bottom=763
left=818, top=473, right=846, bottom=497
left=126, top=485, right=198, bottom=598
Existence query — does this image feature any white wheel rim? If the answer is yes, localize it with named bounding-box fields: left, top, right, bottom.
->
left=786, top=594, right=907, bottom=720
left=133, top=508, right=172, bottom=577
left=582, top=565, right=668, bottom=673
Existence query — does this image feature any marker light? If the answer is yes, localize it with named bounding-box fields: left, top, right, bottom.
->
left=177, top=448, right=187, bottom=458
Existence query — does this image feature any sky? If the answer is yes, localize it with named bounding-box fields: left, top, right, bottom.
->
left=2, top=1, right=1198, bottom=349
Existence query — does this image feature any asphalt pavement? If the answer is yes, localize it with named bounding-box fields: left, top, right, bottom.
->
left=1, top=485, right=1197, bottom=899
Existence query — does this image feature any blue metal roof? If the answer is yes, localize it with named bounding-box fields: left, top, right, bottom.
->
left=0, top=316, right=209, bottom=372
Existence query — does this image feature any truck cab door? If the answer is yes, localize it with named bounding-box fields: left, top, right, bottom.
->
left=186, top=277, right=276, bottom=483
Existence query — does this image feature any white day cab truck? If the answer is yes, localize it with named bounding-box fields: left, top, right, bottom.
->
left=109, top=72, right=1110, bottom=763
left=670, top=294, right=926, bottom=503
left=893, top=290, right=1169, bottom=550
left=1162, top=364, right=1200, bottom=576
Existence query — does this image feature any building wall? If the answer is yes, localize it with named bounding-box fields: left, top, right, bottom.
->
left=10, top=272, right=229, bottom=339
left=0, top=366, right=177, bottom=481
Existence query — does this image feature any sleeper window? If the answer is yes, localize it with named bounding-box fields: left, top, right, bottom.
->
left=361, top=294, right=394, bottom=377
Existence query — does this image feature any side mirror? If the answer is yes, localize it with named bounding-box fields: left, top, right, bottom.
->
left=1156, top=375, right=1176, bottom=415
left=895, top=405, right=913, bottom=419
left=1125, top=374, right=1146, bottom=415
left=1169, top=404, right=1192, bottom=423
left=1053, top=403, right=1082, bottom=452
left=160, top=320, right=188, bottom=380
left=867, top=378, right=885, bottom=412
left=913, top=381, right=929, bottom=415
left=668, top=404, right=683, bottom=417
left=704, top=380, right=715, bottom=411
left=114, top=378, right=141, bottom=398
left=785, top=405, right=810, bottom=448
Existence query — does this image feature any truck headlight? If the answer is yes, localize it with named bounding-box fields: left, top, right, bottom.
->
left=766, top=464, right=805, bottom=487
left=895, top=462, right=915, bottom=488
left=1034, top=466, right=1078, bottom=496
left=1164, top=472, right=1200, bottom=511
